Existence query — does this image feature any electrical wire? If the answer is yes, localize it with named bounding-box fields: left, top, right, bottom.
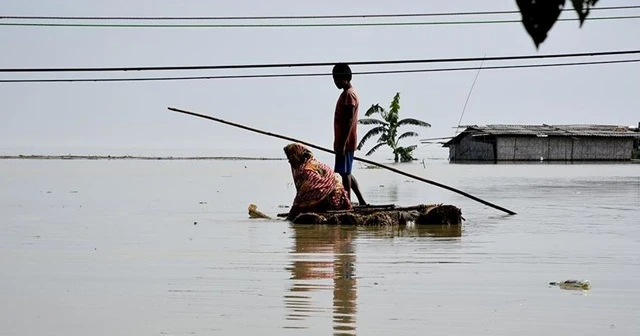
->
left=1, top=5, right=638, bottom=21
left=1, top=15, right=638, bottom=28
left=2, top=49, right=639, bottom=73
left=455, top=54, right=485, bottom=138
left=2, top=58, right=638, bottom=83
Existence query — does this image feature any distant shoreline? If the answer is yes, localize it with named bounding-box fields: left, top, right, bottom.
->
left=0, top=155, right=286, bottom=161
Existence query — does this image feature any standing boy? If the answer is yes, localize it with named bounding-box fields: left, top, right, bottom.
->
left=332, top=63, right=367, bottom=206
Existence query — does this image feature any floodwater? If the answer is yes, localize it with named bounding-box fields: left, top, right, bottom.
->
left=1, top=159, right=639, bottom=336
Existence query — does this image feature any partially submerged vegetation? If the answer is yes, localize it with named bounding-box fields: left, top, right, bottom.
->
left=357, top=92, right=431, bottom=163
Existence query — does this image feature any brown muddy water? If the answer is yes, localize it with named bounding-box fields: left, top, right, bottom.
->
left=1, top=159, right=639, bottom=336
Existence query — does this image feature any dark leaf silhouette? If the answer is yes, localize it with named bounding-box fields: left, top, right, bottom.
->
left=365, top=104, right=385, bottom=117
left=398, top=118, right=432, bottom=128
left=398, top=131, right=419, bottom=141
left=516, top=0, right=565, bottom=48
left=357, top=126, right=386, bottom=150
left=572, top=0, right=599, bottom=26
left=365, top=142, right=386, bottom=156
left=516, top=0, right=599, bottom=48
left=358, top=118, right=388, bottom=126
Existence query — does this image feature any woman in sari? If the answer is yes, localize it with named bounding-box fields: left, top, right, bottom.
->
left=284, top=143, right=352, bottom=220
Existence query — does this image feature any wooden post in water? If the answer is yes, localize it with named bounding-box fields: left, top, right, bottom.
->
left=168, top=106, right=517, bottom=216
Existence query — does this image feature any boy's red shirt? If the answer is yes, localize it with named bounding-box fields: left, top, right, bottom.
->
left=333, top=87, right=360, bottom=153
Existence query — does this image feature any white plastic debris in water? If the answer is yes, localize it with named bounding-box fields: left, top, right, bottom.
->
left=549, top=279, right=591, bottom=290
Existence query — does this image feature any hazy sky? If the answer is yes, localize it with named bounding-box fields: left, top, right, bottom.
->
left=1, top=0, right=639, bottom=160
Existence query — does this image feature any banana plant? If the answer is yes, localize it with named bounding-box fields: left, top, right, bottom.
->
left=357, top=92, right=431, bottom=163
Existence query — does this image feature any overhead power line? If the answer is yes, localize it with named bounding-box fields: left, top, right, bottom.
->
left=2, top=58, right=638, bottom=83
left=1, top=5, right=638, bottom=21
left=0, top=15, right=638, bottom=28
left=1, top=49, right=639, bottom=74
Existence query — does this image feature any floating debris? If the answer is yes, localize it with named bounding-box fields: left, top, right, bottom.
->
left=248, top=204, right=271, bottom=219
left=280, top=203, right=463, bottom=226
left=549, top=279, right=591, bottom=291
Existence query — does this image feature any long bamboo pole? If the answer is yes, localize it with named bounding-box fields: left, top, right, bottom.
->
left=168, top=106, right=517, bottom=215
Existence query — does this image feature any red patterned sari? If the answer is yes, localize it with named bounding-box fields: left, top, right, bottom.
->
left=284, top=143, right=352, bottom=220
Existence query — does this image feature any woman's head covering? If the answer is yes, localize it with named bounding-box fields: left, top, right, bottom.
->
left=284, top=143, right=313, bottom=167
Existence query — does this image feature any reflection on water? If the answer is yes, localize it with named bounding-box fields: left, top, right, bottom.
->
left=3, top=160, right=639, bottom=336
left=284, top=225, right=357, bottom=335
left=358, top=225, right=462, bottom=239
left=284, top=223, right=462, bottom=335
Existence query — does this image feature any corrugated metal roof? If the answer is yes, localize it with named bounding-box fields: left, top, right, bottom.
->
left=438, top=124, right=640, bottom=147
left=457, top=124, right=640, bottom=138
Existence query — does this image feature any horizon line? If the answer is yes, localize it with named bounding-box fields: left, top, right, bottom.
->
left=0, top=154, right=286, bottom=161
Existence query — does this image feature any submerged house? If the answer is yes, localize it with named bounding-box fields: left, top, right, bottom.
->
left=440, top=124, right=640, bottom=162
